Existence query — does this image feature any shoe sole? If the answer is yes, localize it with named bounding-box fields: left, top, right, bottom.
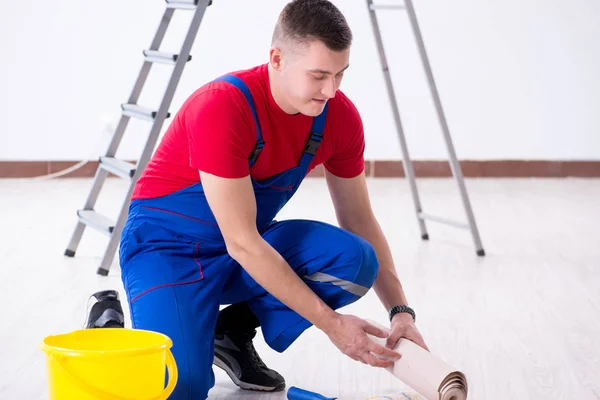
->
left=213, top=356, right=285, bottom=392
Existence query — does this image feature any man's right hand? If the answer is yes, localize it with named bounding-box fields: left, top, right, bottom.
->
left=322, top=313, right=401, bottom=368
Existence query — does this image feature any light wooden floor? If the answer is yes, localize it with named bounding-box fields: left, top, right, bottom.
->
left=0, top=177, right=599, bottom=400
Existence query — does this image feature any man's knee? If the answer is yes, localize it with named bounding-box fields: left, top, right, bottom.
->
left=348, top=234, right=379, bottom=291
left=309, top=228, right=379, bottom=296
left=169, top=356, right=214, bottom=400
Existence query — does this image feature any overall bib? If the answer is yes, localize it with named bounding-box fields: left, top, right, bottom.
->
left=119, top=75, right=380, bottom=399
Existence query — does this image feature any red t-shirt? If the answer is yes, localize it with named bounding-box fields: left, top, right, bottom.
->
left=131, top=63, right=365, bottom=200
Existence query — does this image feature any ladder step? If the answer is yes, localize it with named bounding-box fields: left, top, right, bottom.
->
left=165, top=0, right=199, bottom=10
left=77, top=210, right=115, bottom=236
left=369, top=4, right=406, bottom=10
left=121, top=104, right=171, bottom=121
left=99, top=156, right=136, bottom=179
left=165, top=0, right=212, bottom=10
left=143, top=50, right=192, bottom=65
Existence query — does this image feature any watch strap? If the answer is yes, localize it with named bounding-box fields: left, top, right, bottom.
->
left=389, top=305, right=416, bottom=322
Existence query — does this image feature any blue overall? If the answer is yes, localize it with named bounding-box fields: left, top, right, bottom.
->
left=118, top=75, right=380, bottom=399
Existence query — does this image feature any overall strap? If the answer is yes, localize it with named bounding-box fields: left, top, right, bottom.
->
left=299, top=102, right=329, bottom=169
left=212, top=75, right=264, bottom=167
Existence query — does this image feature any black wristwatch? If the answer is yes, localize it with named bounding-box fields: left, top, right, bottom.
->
left=389, top=305, right=416, bottom=322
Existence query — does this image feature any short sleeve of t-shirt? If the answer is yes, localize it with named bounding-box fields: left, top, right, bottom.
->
left=323, top=97, right=366, bottom=178
left=184, top=86, right=256, bottom=178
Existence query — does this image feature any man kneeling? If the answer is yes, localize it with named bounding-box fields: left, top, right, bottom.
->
left=116, top=1, right=428, bottom=398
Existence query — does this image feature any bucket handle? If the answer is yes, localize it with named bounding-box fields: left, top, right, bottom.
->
left=52, top=349, right=178, bottom=400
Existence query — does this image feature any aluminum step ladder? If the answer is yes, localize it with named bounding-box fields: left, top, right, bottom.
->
left=65, top=0, right=213, bottom=275
left=367, top=0, right=485, bottom=256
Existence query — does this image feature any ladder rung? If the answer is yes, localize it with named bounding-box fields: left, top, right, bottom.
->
left=121, top=104, right=170, bottom=121
left=99, top=156, right=136, bottom=179
left=165, top=0, right=212, bottom=10
left=143, top=50, right=192, bottom=65
left=77, top=210, right=115, bottom=236
left=369, top=4, right=406, bottom=10
left=166, top=0, right=199, bottom=10
left=417, top=212, right=469, bottom=230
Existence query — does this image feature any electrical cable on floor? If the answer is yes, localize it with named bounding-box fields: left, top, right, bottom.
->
left=26, top=160, right=91, bottom=181
left=20, top=128, right=112, bottom=181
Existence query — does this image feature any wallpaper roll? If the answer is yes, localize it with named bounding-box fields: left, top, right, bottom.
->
left=367, top=320, right=468, bottom=400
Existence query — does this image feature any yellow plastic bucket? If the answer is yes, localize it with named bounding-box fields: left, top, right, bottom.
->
left=40, top=328, right=178, bottom=400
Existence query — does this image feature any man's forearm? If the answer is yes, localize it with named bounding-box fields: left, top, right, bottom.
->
left=341, top=215, right=408, bottom=311
left=228, top=236, right=338, bottom=332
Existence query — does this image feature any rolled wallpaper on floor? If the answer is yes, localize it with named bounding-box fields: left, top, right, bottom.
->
left=367, top=320, right=468, bottom=400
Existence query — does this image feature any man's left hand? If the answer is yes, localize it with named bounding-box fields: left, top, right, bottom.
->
left=386, top=313, right=429, bottom=351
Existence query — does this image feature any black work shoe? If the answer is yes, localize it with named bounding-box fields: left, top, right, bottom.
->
left=85, top=290, right=125, bottom=329
left=213, top=330, right=285, bottom=392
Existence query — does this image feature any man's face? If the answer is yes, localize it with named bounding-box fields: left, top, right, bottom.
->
left=278, top=40, right=350, bottom=116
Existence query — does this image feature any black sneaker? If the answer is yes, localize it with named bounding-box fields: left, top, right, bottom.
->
left=213, top=330, right=285, bottom=392
left=85, top=290, right=125, bottom=329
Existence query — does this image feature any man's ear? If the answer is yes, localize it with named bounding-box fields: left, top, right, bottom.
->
left=269, top=46, right=284, bottom=71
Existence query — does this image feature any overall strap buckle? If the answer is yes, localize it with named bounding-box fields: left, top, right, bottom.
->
left=299, top=103, right=329, bottom=168
left=249, top=140, right=265, bottom=165
left=303, top=132, right=323, bottom=156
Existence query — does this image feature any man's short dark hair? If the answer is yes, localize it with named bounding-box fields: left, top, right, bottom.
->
left=272, top=0, right=353, bottom=52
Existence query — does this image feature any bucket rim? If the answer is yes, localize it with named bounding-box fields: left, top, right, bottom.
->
left=40, top=328, right=173, bottom=358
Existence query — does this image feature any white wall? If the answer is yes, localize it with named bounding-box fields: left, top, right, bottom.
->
left=1, top=0, right=599, bottom=161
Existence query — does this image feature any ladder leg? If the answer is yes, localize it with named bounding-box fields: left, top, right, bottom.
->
left=97, top=192, right=133, bottom=276
left=404, top=0, right=485, bottom=255
left=366, top=0, right=429, bottom=240
left=65, top=168, right=110, bottom=256
left=97, top=230, right=120, bottom=276
left=64, top=222, right=85, bottom=257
